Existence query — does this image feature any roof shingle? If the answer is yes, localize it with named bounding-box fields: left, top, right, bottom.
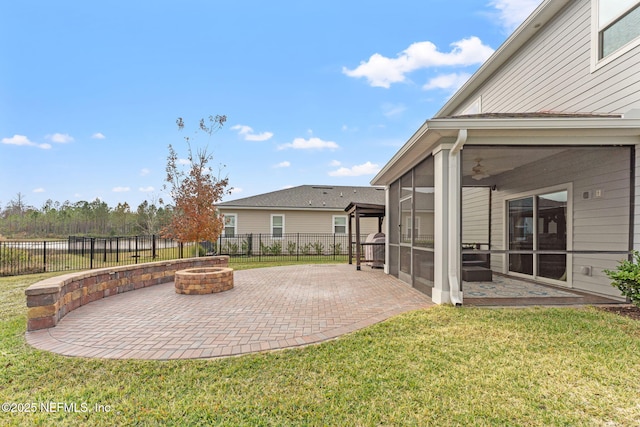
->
left=218, top=185, right=385, bottom=209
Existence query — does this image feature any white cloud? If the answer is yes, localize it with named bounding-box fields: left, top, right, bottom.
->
left=112, top=187, right=131, bottom=193
left=341, top=124, right=359, bottom=132
left=139, top=186, right=155, bottom=192
left=328, top=161, right=380, bottom=177
left=274, top=161, right=291, bottom=168
left=1, top=134, right=51, bottom=149
left=489, top=0, right=542, bottom=32
left=343, top=37, right=494, bottom=88
left=381, top=103, right=407, bottom=118
left=91, top=132, right=106, bottom=139
left=278, top=137, right=339, bottom=151
left=140, top=168, right=150, bottom=176
left=47, top=133, right=74, bottom=143
left=329, top=160, right=342, bottom=167
left=422, top=72, right=473, bottom=91
left=231, top=124, right=274, bottom=142
left=178, top=158, right=191, bottom=165
left=33, top=188, right=45, bottom=193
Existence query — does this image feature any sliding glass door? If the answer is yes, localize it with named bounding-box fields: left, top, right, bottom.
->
left=508, top=190, right=568, bottom=282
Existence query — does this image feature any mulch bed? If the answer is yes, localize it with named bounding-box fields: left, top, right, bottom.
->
left=598, top=305, right=640, bottom=321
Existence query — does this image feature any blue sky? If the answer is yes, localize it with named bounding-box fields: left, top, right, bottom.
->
left=0, top=0, right=541, bottom=210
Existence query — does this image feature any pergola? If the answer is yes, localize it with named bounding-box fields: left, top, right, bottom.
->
left=344, top=202, right=385, bottom=270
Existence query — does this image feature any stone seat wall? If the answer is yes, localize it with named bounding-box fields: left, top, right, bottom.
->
left=25, top=256, right=229, bottom=331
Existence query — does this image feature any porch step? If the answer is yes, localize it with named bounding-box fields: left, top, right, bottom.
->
left=462, top=266, right=492, bottom=282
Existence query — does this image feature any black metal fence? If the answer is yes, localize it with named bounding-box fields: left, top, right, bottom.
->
left=215, top=233, right=367, bottom=259
left=0, top=233, right=378, bottom=277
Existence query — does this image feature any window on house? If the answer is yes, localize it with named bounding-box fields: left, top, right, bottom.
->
left=271, top=214, right=284, bottom=237
left=224, top=214, right=237, bottom=237
left=333, top=216, right=347, bottom=234
left=598, top=0, right=640, bottom=59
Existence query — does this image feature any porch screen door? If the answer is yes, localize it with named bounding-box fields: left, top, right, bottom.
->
left=508, top=190, right=567, bottom=281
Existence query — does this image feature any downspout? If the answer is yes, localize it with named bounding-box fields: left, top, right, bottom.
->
left=448, top=129, right=467, bottom=306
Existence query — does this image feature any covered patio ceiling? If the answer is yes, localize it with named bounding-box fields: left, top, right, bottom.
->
left=461, top=147, right=566, bottom=181
left=371, top=113, right=640, bottom=187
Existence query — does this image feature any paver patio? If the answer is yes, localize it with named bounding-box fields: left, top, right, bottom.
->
left=26, top=264, right=434, bottom=360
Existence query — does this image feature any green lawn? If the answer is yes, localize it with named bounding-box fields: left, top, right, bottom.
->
left=1, top=270, right=640, bottom=426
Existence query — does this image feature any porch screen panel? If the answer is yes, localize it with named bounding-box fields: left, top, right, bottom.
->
left=400, top=198, right=412, bottom=244
left=414, top=156, right=435, bottom=248
left=537, top=191, right=567, bottom=280
left=509, top=197, right=534, bottom=275
left=413, top=156, right=435, bottom=291
left=389, top=180, right=400, bottom=245
left=400, top=246, right=411, bottom=275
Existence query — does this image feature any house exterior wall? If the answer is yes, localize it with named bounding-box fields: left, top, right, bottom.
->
left=218, top=208, right=383, bottom=236
left=462, top=187, right=491, bottom=246
left=487, top=146, right=631, bottom=298
left=452, top=0, right=640, bottom=116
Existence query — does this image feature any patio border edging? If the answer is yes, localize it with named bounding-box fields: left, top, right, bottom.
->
left=25, top=256, right=229, bottom=331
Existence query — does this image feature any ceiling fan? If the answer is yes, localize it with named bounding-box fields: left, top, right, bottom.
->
left=471, top=158, right=490, bottom=180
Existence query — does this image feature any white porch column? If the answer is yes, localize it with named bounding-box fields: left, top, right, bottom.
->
left=635, top=144, right=640, bottom=252
left=384, top=185, right=390, bottom=274
left=432, top=145, right=451, bottom=304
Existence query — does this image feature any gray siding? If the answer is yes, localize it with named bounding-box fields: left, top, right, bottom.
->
left=218, top=208, right=383, bottom=235
left=462, top=187, right=490, bottom=245
left=488, top=147, right=630, bottom=298
left=453, top=0, right=640, bottom=116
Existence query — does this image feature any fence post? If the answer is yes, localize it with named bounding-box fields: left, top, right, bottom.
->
left=43, top=241, right=47, bottom=273
left=259, top=234, right=262, bottom=262
left=135, top=236, right=139, bottom=264
left=90, top=238, right=95, bottom=269
left=152, top=234, right=157, bottom=259
left=333, top=233, right=336, bottom=261
left=296, top=233, right=300, bottom=261
left=116, top=237, right=120, bottom=263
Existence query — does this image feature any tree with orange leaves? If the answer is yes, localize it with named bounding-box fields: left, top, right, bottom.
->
left=161, top=115, right=231, bottom=254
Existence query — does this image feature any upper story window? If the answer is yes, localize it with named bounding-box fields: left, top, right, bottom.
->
left=223, top=214, right=237, bottom=237
left=271, top=214, right=284, bottom=237
left=596, top=0, right=640, bottom=60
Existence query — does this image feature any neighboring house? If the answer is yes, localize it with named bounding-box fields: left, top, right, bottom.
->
left=217, top=184, right=385, bottom=237
left=372, top=0, right=640, bottom=303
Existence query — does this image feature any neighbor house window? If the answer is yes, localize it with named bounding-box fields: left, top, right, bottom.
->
left=271, top=214, right=284, bottom=237
left=224, top=214, right=237, bottom=237
left=596, top=0, right=640, bottom=59
left=333, top=215, right=347, bottom=234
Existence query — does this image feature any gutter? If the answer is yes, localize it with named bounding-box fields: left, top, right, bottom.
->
left=448, top=129, right=467, bottom=306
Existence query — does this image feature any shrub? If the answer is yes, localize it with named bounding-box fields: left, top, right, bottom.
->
left=604, top=251, right=640, bottom=307
left=224, top=241, right=239, bottom=255
left=260, top=241, right=271, bottom=256
left=287, top=241, right=297, bottom=256
left=312, top=241, right=325, bottom=256
left=330, top=242, right=342, bottom=255
left=270, top=241, right=282, bottom=256
left=301, top=243, right=312, bottom=256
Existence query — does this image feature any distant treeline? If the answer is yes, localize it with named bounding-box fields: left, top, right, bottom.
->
left=0, top=193, right=173, bottom=238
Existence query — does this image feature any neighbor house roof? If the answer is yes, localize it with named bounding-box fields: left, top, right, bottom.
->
left=218, top=185, right=385, bottom=211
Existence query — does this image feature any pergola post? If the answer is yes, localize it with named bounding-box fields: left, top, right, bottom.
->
left=355, top=208, right=361, bottom=271
left=348, top=212, right=353, bottom=265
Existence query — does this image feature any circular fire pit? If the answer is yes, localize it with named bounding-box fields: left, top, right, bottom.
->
left=174, top=267, right=234, bottom=295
